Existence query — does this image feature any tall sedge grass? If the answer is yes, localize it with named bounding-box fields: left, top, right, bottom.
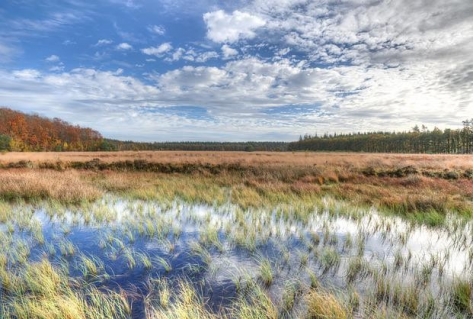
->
left=451, top=277, right=473, bottom=316
left=1, top=259, right=131, bottom=319
left=231, top=279, right=278, bottom=319
left=305, top=289, right=348, bottom=319
left=146, top=280, right=218, bottom=319
left=0, top=169, right=101, bottom=203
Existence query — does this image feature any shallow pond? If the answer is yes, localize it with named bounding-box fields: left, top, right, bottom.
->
left=1, top=196, right=472, bottom=318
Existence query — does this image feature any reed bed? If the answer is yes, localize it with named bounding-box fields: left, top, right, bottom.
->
left=0, top=151, right=471, bottom=224
left=0, top=168, right=471, bottom=318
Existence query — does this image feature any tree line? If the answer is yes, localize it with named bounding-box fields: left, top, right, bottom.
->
left=288, top=121, right=473, bottom=154
left=0, top=108, right=103, bottom=151
left=0, top=107, right=471, bottom=154
left=101, top=139, right=288, bottom=152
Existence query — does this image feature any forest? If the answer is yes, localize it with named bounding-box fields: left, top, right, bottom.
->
left=102, top=139, right=288, bottom=152
left=0, top=108, right=103, bottom=151
left=288, top=121, right=473, bottom=154
left=0, top=107, right=472, bottom=154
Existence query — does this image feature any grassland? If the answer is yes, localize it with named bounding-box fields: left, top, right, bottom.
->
left=0, top=150, right=471, bottom=318
left=0, top=151, right=471, bottom=225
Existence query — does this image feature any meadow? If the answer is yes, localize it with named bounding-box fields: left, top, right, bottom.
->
left=0, top=151, right=472, bottom=318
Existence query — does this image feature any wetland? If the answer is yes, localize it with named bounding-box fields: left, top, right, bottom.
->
left=0, top=151, right=472, bottom=318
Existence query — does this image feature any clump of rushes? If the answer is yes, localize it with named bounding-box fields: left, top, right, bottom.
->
left=258, top=258, right=273, bottom=287
left=58, top=239, right=75, bottom=257
left=346, top=256, right=370, bottom=283
left=146, top=280, right=218, bottom=319
left=306, top=268, right=320, bottom=290
left=305, top=289, right=348, bottom=319
left=1, top=259, right=131, bottom=318
left=0, top=200, right=13, bottom=222
left=123, top=248, right=136, bottom=269
left=156, top=278, right=171, bottom=309
left=200, top=225, right=223, bottom=251
left=190, top=241, right=212, bottom=265
left=319, top=247, right=340, bottom=273
left=451, top=277, right=473, bottom=316
left=231, top=280, right=278, bottom=319
left=138, top=252, right=153, bottom=270
left=77, top=254, right=104, bottom=278
left=155, top=256, right=172, bottom=272
left=281, top=280, right=302, bottom=313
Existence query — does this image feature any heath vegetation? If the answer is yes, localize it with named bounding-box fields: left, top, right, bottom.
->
left=0, top=151, right=471, bottom=318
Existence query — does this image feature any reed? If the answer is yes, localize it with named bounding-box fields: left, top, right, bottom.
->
left=146, top=280, right=218, bottom=319
left=231, top=280, right=278, bottom=319
left=258, top=258, right=273, bottom=287
left=305, top=289, right=348, bottom=319
left=154, top=256, right=172, bottom=272
left=451, top=277, right=473, bottom=316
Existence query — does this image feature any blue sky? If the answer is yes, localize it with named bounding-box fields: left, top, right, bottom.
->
left=0, top=0, right=472, bottom=141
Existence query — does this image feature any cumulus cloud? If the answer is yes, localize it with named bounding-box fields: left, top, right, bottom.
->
left=116, top=42, right=133, bottom=50
left=45, top=55, right=60, bottom=62
left=221, top=44, right=238, bottom=59
left=141, top=43, right=173, bottom=56
left=195, top=51, right=219, bottom=63
left=203, top=10, right=266, bottom=43
left=1, top=0, right=471, bottom=141
left=12, top=69, right=42, bottom=80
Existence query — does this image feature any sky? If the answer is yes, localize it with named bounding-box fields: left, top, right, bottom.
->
left=0, top=0, right=472, bottom=142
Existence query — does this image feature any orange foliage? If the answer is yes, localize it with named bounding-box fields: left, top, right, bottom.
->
left=0, top=107, right=102, bottom=151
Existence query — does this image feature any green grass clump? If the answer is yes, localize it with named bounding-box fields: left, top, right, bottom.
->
left=1, top=259, right=131, bottom=319
left=305, top=289, right=348, bottom=319
left=451, top=278, right=473, bottom=316
left=146, top=280, right=218, bottom=319
left=231, top=281, right=278, bottom=319
left=258, top=258, right=273, bottom=287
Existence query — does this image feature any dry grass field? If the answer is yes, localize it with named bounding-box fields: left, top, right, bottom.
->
left=0, top=151, right=472, bottom=170
left=0, top=151, right=471, bottom=225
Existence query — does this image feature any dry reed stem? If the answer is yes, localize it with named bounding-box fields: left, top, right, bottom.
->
left=0, top=169, right=102, bottom=203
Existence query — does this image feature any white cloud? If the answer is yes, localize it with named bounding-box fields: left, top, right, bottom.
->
left=221, top=44, right=238, bottom=59
left=45, top=55, right=60, bottom=62
left=12, top=69, right=42, bottom=80
left=148, top=25, right=166, bottom=35
left=49, top=65, right=64, bottom=72
left=195, top=51, right=219, bottom=63
left=203, top=10, right=266, bottom=43
left=0, top=0, right=471, bottom=141
left=141, top=43, right=173, bottom=56
left=95, top=39, right=113, bottom=46
left=276, top=48, right=290, bottom=56
left=116, top=42, right=133, bottom=50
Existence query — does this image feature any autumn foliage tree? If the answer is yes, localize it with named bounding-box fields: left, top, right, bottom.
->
left=0, top=107, right=103, bottom=151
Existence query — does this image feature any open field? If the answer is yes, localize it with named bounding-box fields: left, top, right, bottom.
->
left=0, top=151, right=472, bottom=318
left=0, top=151, right=471, bottom=224
left=1, top=151, right=472, bottom=169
